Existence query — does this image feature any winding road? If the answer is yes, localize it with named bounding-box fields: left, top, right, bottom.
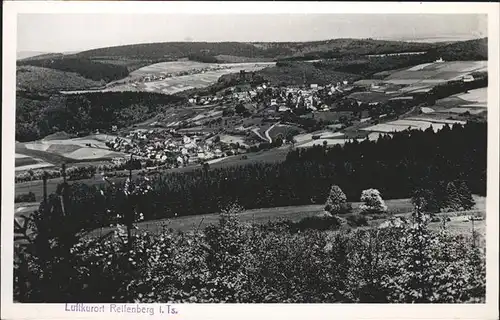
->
left=264, top=122, right=280, bottom=143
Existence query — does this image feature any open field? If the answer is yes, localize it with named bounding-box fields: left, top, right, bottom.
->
left=294, top=130, right=344, bottom=143
left=361, top=120, right=446, bottom=133
left=15, top=162, right=55, bottom=172
left=297, top=138, right=363, bottom=148
left=83, top=196, right=485, bottom=236
left=456, top=87, right=487, bottom=103
left=14, top=151, right=56, bottom=172
left=130, top=60, right=275, bottom=76
left=347, top=91, right=397, bottom=103
left=19, top=134, right=127, bottom=162
left=218, top=134, right=249, bottom=147
left=60, top=61, right=275, bottom=95
left=431, top=87, right=488, bottom=116
left=88, top=199, right=413, bottom=236
left=383, top=61, right=487, bottom=85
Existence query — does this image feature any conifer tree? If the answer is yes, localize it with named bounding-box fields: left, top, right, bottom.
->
left=457, top=180, right=476, bottom=210
left=324, top=185, right=351, bottom=216
left=445, top=181, right=462, bottom=211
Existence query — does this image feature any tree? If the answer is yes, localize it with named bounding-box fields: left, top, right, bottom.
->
left=324, top=185, right=351, bottom=216
left=456, top=180, right=476, bottom=210
left=445, top=181, right=462, bottom=211
left=359, top=188, right=387, bottom=214
left=235, top=103, right=247, bottom=115
left=273, top=136, right=283, bottom=147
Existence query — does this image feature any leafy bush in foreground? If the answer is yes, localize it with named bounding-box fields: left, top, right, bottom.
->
left=14, top=201, right=485, bottom=303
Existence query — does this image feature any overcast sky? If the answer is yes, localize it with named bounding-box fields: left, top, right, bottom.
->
left=17, top=14, right=487, bottom=53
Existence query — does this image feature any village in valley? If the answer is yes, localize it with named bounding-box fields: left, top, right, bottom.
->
left=54, top=55, right=486, bottom=173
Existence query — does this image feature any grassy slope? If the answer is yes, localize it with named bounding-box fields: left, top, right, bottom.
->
left=88, top=195, right=485, bottom=236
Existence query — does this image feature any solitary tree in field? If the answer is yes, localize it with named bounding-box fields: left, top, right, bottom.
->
left=359, top=188, right=387, bottom=214
left=324, top=185, right=351, bottom=216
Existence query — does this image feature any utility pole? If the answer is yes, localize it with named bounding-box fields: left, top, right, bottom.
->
left=60, top=163, right=67, bottom=216
left=42, top=171, right=48, bottom=206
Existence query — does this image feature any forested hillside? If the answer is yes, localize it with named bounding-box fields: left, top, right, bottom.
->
left=15, top=91, right=186, bottom=142
left=16, top=66, right=105, bottom=92
left=429, top=38, right=488, bottom=61
left=17, top=57, right=130, bottom=82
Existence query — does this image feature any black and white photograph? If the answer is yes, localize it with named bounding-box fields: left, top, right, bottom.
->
left=2, top=2, right=499, bottom=320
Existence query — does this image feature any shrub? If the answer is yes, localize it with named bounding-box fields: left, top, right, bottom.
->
left=359, top=188, right=388, bottom=214
left=345, top=213, right=368, bottom=227
left=324, top=185, right=352, bottom=215
left=14, top=192, right=36, bottom=203
left=289, top=215, right=342, bottom=232
left=14, top=205, right=486, bottom=303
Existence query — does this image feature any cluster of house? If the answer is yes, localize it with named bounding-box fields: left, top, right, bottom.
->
left=107, top=129, right=243, bottom=168
left=258, top=81, right=356, bottom=113
left=184, top=80, right=359, bottom=115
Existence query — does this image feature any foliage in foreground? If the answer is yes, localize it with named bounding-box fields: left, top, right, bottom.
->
left=14, top=202, right=485, bottom=303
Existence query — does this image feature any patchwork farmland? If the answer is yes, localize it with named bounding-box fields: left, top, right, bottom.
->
left=433, top=87, right=488, bottom=115
left=15, top=134, right=128, bottom=170
left=62, top=61, right=276, bottom=95
left=383, top=60, right=487, bottom=85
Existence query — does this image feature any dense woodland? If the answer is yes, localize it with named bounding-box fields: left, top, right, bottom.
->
left=15, top=91, right=185, bottom=142
left=46, top=122, right=486, bottom=227
left=312, top=54, right=436, bottom=77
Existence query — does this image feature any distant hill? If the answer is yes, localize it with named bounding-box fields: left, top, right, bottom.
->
left=430, top=37, right=488, bottom=61
left=17, top=51, right=54, bottom=60
left=16, top=37, right=487, bottom=91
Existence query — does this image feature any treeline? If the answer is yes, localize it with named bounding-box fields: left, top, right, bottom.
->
left=74, top=42, right=283, bottom=60
left=54, top=122, right=485, bottom=223
left=17, top=58, right=130, bottom=82
left=65, top=38, right=460, bottom=62
left=280, top=38, right=487, bottom=62
left=187, top=53, right=220, bottom=63
left=16, top=91, right=186, bottom=142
